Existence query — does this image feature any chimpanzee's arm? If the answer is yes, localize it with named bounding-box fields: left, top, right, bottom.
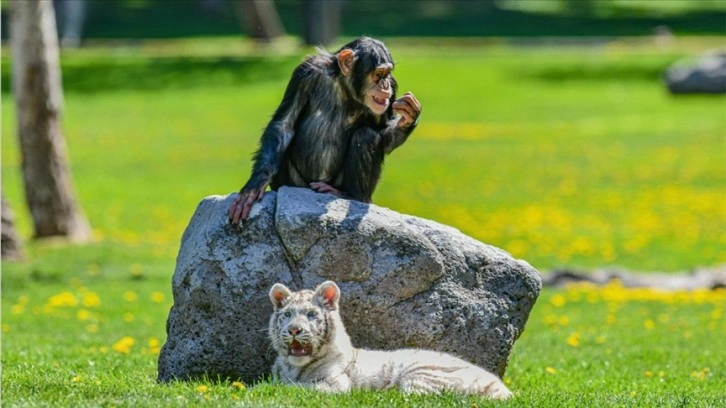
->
left=229, top=66, right=310, bottom=224
left=244, top=67, right=310, bottom=191
left=382, top=118, right=417, bottom=154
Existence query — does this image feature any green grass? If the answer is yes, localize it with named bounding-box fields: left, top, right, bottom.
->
left=2, top=37, right=725, bottom=406
left=3, top=283, right=724, bottom=407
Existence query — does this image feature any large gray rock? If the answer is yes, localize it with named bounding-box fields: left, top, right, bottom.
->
left=665, top=52, right=726, bottom=94
left=158, top=187, right=541, bottom=384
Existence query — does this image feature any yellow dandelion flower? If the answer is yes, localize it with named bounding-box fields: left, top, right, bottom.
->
left=151, top=292, right=166, bottom=304
left=2, top=324, right=9, bottom=333
left=596, top=335, right=606, bottom=344
left=550, top=294, right=566, bottom=307
left=11, top=304, right=25, bottom=315
left=72, top=376, right=82, bottom=383
left=232, top=381, right=246, bottom=390
left=123, top=313, right=135, bottom=323
left=196, top=385, right=209, bottom=393
left=644, top=371, right=653, bottom=378
left=557, top=316, right=570, bottom=326
left=86, top=324, right=99, bottom=333
left=123, top=291, right=138, bottom=302
left=658, top=371, right=666, bottom=378
left=606, top=314, right=616, bottom=325
left=545, top=367, right=557, bottom=375
left=630, top=391, right=637, bottom=398
left=77, top=309, right=91, bottom=321
left=82, top=292, right=101, bottom=308
left=112, top=336, right=135, bottom=354
left=566, top=332, right=580, bottom=347
left=644, top=319, right=655, bottom=330
left=46, top=292, right=78, bottom=308
left=148, top=337, right=162, bottom=354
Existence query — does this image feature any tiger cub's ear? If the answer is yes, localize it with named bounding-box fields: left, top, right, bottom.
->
left=269, top=283, right=292, bottom=310
left=314, top=281, right=340, bottom=311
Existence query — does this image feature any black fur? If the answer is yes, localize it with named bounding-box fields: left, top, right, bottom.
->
left=240, top=36, right=417, bottom=203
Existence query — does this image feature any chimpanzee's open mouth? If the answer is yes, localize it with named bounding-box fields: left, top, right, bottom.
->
left=288, top=340, right=312, bottom=357
left=372, top=95, right=388, bottom=106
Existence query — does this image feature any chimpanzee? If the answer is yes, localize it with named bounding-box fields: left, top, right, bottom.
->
left=228, top=36, right=421, bottom=225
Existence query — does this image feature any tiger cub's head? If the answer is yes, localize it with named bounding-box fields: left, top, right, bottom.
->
left=268, top=281, right=340, bottom=366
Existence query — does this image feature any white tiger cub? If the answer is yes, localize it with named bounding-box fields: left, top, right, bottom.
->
left=268, top=280, right=513, bottom=399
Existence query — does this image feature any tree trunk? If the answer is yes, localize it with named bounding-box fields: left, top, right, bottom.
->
left=234, top=0, right=285, bottom=42
left=10, top=0, right=91, bottom=242
left=303, top=0, right=341, bottom=46
left=1, top=194, right=24, bottom=261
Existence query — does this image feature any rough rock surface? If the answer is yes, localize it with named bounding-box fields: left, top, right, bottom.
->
left=157, top=187, right=541, bottom=383
left=665, top=51, right=726, bottom=94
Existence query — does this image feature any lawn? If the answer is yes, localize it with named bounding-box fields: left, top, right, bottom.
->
left=2, top=37, right=725, bottom=406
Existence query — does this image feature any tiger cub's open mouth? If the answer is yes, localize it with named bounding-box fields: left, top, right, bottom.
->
left=289, top=339, right=312, bottom=357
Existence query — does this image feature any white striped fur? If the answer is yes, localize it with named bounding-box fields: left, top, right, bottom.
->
left=268, top=281, right=513, bottom=399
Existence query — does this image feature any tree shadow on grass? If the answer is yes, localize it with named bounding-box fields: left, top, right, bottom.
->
left=1, top=55, right=302, bottom=94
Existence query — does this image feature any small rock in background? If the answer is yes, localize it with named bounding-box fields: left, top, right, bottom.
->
left=664, top=51, right=726, bottom=94
left=543, top=264, right=726, bottom=290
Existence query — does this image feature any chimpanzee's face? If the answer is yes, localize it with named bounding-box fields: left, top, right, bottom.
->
left=339, top=37, right=397, bottom=117
left=363, top=63, right=394, bottom=115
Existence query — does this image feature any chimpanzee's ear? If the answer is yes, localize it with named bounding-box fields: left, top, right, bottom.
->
left=313, top=281, right=340, bottom=310
left=269, top=283, right=292, bottom=310
left=337, top=49, right=356, bottom=76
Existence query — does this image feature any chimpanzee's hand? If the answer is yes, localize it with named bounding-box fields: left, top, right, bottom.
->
left=310, top=181, right=343, bottom=197
left=393, top=92, right=421, bottom=129
left=228, top=183, right=269, bottom=227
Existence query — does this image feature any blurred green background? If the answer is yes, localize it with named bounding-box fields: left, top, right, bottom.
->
left=1, top=1, right=725, bottom=406
left=2, top=0, right=726, bottom=39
